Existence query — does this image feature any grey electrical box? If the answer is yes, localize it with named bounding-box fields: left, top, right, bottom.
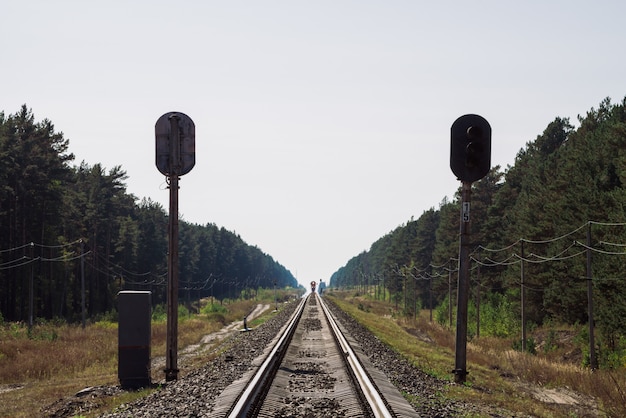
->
left=118, top=291, right=152, bottom=388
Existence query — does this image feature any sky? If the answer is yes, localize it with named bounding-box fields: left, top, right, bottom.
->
left=2, top=1, right=625, bottom=287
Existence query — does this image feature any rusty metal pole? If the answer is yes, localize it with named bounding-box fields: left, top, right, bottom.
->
left=165, top=116, right=181, bottom=381
left=454, top=181, right=472, bottom=383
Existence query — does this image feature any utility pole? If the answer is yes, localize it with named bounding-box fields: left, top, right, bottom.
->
left=29, top=242, right=34, bottom=329
left=429, top=268, right=433, bottom=322
left=521, top=240, right=526, bottom=352
left=586, top=222, right=597, bottom=370
left=448, top=260, right=453, bottom=328
left=81, top=239, right=86, bottom=329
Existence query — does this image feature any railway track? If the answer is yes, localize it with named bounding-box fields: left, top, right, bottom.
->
left=211, top=293, right=416, bottom=417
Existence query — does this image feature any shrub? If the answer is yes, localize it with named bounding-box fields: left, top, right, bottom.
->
left=543, top=329, right=558, bottom=353
left=93, top=309, right=118, bottom=323
left=178, top=304, right=190, bottom=319
left=597, top=335, right=626, bottom=369
left=435, top=294, right=453, bottom=327
left=206, top=312, right=227, bottom=326
left=474, top=292, right=519, bottom=338
left=152, top=304, right=167, bottom=322
left=513, top=337, right=537, bottom=354
left=357, top=302, right=370, bottom=313
left=201, top=302, right=228, bottom=315
left=434, top=292, right=520, bottom=338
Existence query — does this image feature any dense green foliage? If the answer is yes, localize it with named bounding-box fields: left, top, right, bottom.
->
left=331, top=97, right=626, bottom=366
left=0, top=105, right=297, bottom=323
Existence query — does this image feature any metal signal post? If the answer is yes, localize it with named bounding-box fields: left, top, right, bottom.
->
left=449, top=114, right=491, bottom=384
left=166, top=168, right=179, bottom=382
left=155, top=112, right=195, bottom=381
left=454, top=181, right=472, bottom=383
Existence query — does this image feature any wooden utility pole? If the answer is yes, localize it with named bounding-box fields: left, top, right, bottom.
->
left=81, top=239, right=86, bottom=329
left=586, top=223, right=597, bottom=370
left=521, top=240, right=526, bottom=352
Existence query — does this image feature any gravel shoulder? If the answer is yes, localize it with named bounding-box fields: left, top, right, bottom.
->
left=41, top=302, right=278, bottom=418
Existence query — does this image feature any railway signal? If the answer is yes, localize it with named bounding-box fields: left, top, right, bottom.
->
left=155, top=112, right=196, bottom=382
left=450, top=114, right=491, bottom=182
left=449, top=114, right=491, bottom=384
left=155, top=112, right=195, bottom=176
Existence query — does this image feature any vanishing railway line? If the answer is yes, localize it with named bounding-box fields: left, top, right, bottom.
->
left=211, top=293, right=416, bottom=417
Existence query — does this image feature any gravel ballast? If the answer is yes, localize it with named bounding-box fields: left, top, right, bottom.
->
left=43, top=296, right=514, bottom=417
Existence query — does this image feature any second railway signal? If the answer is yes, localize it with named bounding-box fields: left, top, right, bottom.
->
left=450, top=114, right=491, bottom=182
left=449, top=114, right=491, bottom=384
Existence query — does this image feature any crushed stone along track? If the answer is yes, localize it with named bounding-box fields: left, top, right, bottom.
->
left=97, top=295, right=489, bottom=418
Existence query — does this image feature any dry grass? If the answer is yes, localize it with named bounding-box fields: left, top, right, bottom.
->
left=327, top=290, right=626, bottom=417
left=0, top=322, right=119, bottom=418
left=0, top=323, right=118, bottom=382
left=499, top=349, right=626, bottom=416
left=0, top=293, right=292, bottom=418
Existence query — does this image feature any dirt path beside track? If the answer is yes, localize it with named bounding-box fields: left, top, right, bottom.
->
left=151, top=303, right=271, bottom=376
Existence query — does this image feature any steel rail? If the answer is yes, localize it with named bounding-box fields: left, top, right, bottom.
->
left=317, top=293, right=394, bottom=418
left=226, top=295, right=307, bottom=418
left=226, top=292, right=394, bottom=417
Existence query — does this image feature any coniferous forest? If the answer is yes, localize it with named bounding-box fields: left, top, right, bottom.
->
left=5, top=98, right=626, bottom=367
left=0, top=105, right=298, bottom=323
left=330, top=96, right=626, bottom=367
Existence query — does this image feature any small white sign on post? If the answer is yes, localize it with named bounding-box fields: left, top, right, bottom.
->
left=462, top=202, right=470, bottom=223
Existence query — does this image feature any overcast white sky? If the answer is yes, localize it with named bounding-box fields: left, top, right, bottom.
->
left=2, top=1, right=625, bottom=287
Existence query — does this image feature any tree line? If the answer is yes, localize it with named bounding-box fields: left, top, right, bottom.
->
left=0, top=105, right=298, bottom=323
left=330, top=97, right=626, bottom=367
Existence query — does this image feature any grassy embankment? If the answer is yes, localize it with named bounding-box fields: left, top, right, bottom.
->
left=0, top=287, right=300, bottom=418
left=326, top=290, right=626, bottom=417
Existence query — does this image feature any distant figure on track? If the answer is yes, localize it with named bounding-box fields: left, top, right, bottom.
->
left=318, top=279, right=325, bottom=295
left=310, top=280, right=316, bottom=293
